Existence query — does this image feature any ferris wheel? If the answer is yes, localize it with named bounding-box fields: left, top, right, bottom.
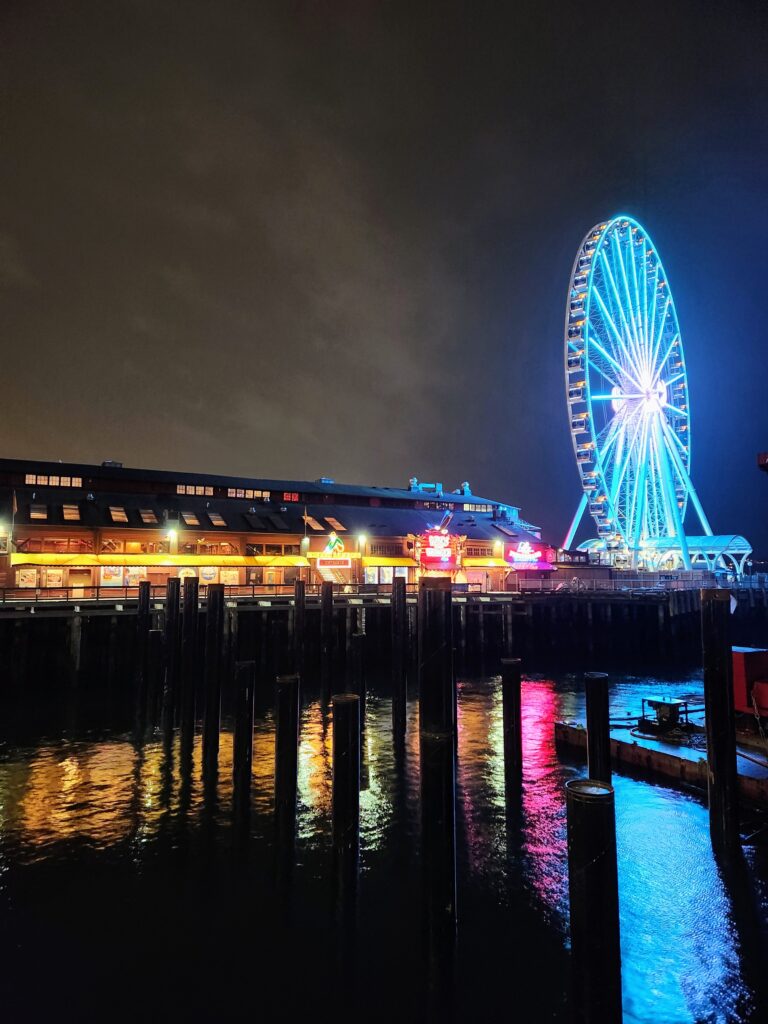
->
left=563, top=215, right=713, bottom=568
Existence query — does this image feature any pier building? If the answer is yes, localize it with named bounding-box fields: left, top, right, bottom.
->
left=0, top=458, right=555, bottom=595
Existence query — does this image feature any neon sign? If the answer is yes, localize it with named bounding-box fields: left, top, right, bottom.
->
left=505, top=541, right=555, bottom=570
left=419, top=531, right=458, bottom=568
left=323, top=532, right=345, bottom=556
left=317, top=557, right=351, bottom=569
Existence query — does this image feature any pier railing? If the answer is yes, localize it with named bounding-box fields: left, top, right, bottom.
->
left=0, top=575, right=760, bottom=605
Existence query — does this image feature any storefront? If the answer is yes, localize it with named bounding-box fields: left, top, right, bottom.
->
left=415, top=530, right=461, bottom=581
left=10, top=553, right=310, bottom=591
left=361, top=556, right=417, bottom=585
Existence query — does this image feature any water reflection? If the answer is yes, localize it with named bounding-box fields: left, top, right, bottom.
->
left=0, top=671, right=764, bottom=1023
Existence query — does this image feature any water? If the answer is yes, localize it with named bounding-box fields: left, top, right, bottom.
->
left=0, top=673, right=766, bottom=1021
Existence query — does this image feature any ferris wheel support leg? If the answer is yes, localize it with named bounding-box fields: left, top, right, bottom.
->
left=659, top=418, right=714, bottom=537
left=654, top=419, right=692, bottom=570
left=563, top=492, right=588, bottom=550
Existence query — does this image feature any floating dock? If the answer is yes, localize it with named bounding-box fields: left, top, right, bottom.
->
left=555, top=721, right=768, bottom=807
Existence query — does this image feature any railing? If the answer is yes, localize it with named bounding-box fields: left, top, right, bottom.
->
left=0, top=576, right=764, bottom=605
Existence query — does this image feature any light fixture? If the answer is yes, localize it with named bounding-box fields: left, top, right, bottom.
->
left=167, top=529, right=177, bottom=540
left=301, top=536, right=310, bottom=547
left=358, top=533, right=367, bottom=546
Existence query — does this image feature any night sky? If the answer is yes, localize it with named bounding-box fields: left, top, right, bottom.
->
left=2, top=2, right=767, bottom=554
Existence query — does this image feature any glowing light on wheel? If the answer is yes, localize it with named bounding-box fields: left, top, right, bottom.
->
left=563, top=215, right=712, bottom=567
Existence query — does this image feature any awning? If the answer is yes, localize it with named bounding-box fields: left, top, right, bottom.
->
left=10, top=553, right=310, bottom=568
left=462, top=557, right=509, bottom=568
left=306, top=551, right=361, bottom=560
left=361, top=556, right=418, bottom=568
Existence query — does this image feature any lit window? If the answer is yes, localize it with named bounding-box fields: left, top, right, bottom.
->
left=61, top=476, right=71, bottom=487
left=262, top=491, right=271, bottom=500
left=177, top=485, right=185, bottom=495
left=227, top=488, right=236, bottom=497
left=72, top=477, right=82, bottom=487
left=37, top=475, right=48, bottom=486
left=303, top=515, right=324, bottom=531
left=283, top=491, right=299, bottom=502
left=109, top=506, right=129, bottom=523
left=195, top=486, right=204, bottom=496
left=49, top=476, right=60, bottom=487
left=25, top=474, right=35, bottom=484
left=30, top=504, right=47, bottom=520
left=245, top=489, right=254, bottom=499
left=204, top=487, right=213, bottom=496
left=63, top=504, right=80, bottom=522
left=236, top=489, right=245, bottom=498
left=180, top=511, right=200, bottom=526
left=139, top=509, right=158, bottom=524
left=325, top=517, right=346, bottom=531
left=208, top=512, right=226, bottom=527
left=185, top=485, right=195, bottom=495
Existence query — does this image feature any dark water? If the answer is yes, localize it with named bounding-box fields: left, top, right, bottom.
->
left=0, top=673, right=766, bottom=1022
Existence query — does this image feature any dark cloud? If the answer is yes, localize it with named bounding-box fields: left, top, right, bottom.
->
left=1, top=1, right=767, bottom=553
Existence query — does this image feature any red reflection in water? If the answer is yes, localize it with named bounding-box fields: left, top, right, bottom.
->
left=520, top=680, right=570, bottom=919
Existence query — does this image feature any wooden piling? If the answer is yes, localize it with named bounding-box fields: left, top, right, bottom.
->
left=391, top=576, right=407, bottom=733
left=202, top=583, right=225, bottom=776
left=500, top=657, right=523, bottom=778
left=566, top=778, right=622, bottom=1024
left=274, top=673, right=301, bottom=844
left=585, top=671, right=611, bottom=783
left=179, top=576, right=199, bottom=752
left=701, top=589, right=740, bottom=853
left=418, top=579, right=454, bottom=736
left=293, top=578, right=306, bottom=678
left=232, top=660, right=256, bottom=812
left=163, top=577, right=181, bottom=730
left=320, top=581, right=334, bottom=695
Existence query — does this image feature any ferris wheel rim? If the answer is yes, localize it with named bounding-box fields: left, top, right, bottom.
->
left=564, top=214, right=694, bottom=551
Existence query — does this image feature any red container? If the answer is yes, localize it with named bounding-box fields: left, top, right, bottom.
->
left=732, top=646, right=768, bottom=714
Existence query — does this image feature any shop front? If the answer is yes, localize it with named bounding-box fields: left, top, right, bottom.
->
left=10, top=553, right=310, bottom=594
left=361, top=556, right=418, bottom=586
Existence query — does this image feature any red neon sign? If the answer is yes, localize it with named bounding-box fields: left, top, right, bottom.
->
left=419, top=531, right=458, bottom=568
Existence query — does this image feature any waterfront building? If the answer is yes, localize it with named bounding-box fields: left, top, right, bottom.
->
left=0, top=458, right=554, bottom=594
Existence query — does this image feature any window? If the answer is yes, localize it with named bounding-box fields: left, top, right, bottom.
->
left=24, top=473, right=81, bottom=487
left=265, top=544, right=282, bottom=556
left=246, top=543, right=264, bottom=555
left=324, top=517, right=346, bottom=531
left=236, top=489, right=245, bottom=498
left=61, top=476, right=71, bottom=487
left=25, top=473, right=36, bottom=484
left=139, top=509, right=158, bottom=524
left=37, top=475, right=49, bottom=486
left=109, top=506, right=129, bottom=523
left=49, top=476, right=60, bottom=487
left=30, top=504, right=47, bottom=520
left=180, top=511, right=200, bottom=526
left=72, top=477, right=82, bottom=488
left=245, top=489, right=254, bottom=499
left=466, top=545, right=492, bottom=557
left=63, top=504, right=80, bottom=522
left=177, top=485, right=185, bottom=495
left=303, top=515, right=324, bottom=531
left=463, top=503, right=492, bottom=513
left=370, top=543, right=403, bottom=557
left=228, top=487, right=269, bottom=500
left=283, top=491, right=299, bottom=502
left=283, top=543, right=301, bottom=555
left=208, top=512, right=226, bottom=527
left=227, top=488, right=236, bottom=497
left=186, top=485, right=195, bottom=495
left=204, top=487, right=213, bottom=496
left=195, top=486, right=204, bottom=496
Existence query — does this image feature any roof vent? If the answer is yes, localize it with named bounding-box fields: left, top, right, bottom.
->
left=460, top=481, right=471, bottom=495
left=408, top=477, right=419, bottom=491
left=101, top=460, right=123, bottom=468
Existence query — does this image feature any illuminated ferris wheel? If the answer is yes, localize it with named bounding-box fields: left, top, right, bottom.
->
left=563, top=215, right=713, bottom=568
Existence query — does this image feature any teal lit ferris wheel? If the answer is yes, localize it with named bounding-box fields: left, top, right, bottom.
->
left=562, top=215, right=749, bottom=573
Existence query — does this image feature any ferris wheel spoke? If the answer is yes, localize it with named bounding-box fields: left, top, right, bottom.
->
left=629, top=415, right=651, bottom=544
left=613, top=232, right=645, bottom=374
left=640, top=237, right=649, bottom=362
left=589, top=299, right=645, bottom=392
left=663, top=372, right=685, bottom=388
left=662, top=401, right=687, bottom=419
left=586, top=351, right=622, bottom=392
left=652, top=331, right=681, bottom=385
left=608, top=405, right=645, bottom=507
left=597, top=250, right=637, bottom=365
left=649, top=294, right=672, bottom=376
left=645, top=261, right=660, bottom=373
